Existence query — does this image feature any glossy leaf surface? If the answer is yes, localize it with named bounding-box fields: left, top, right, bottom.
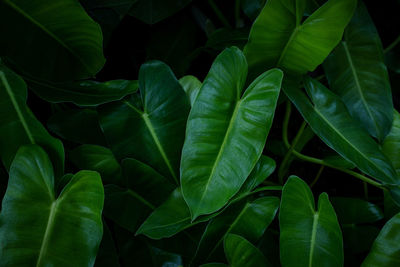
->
left=181, top=47, right=283, bottom=219
left=323, top=2, right=393, bottom=141
left=99, top=61, right=190, bottom=184
left=244, top=0, right=356, bottom=75
left=0, top=145, right=104, bottom=266
left=383, top=110, right=400, bottom=175
left=362, top=212, right=400, bottom=267
left=224, top=234, right=270, bottom=267
left=28, top=79, right=138, bottom=106
left=0, top=0, right=105, bottom=81
left=0, top=63, right=64, bottom=176
left=179, top=75, right=202, bottom=107
left=331, top=197, right=383, bottom=225
left=285, top=77, right=398, bottom=186
left=280, top=176, right=343, bottom=267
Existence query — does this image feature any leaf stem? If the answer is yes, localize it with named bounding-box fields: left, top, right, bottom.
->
left=208, top=0, right=232, bottom=28
left=282, top=100, right=292, bottom=149
left=310, top=165, right=324, bottom=188
left=234, top=0, right=242, bottom=28
left=384, top=34, right=400, bottom=54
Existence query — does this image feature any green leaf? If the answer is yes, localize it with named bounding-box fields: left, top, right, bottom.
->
left=0, top=0, right=105, bottom=81
left=179, top=75, right=202, bottom=107
left=137, top=156, right=278, bottom=239
left=284, top=77, right=398, bottom=186
left=28, top=79, right=138, bottom=106
left=0, top=63, right=64, bottom=176
left=362, top=212, right=400, bottom=267
left=241, top=0, right=266, bottom=20
left=244, top=0, right=356, bottom=75
left=99, top=61, right=190, bottom=185
left=323, top=2, right=393, bottom=141
left=193, top=197, right=279, bottom=264
left=128, top=0, right=191, bottom=24
left=331, top=197, right=383, bottom=225
left=181, top=47, right=283, bottom=219
left=48, top=109, right=107, bottom=146
left=279, top=176, right=343, bottom=267
left=0, top=145, right=104, bottom=266
left=206, top=28, right=249, bottom=51
left=95, top=222, right=120, bottom=267
left=224, top=234, right=270, bottom=267
left=382, top=110, right=400, bottom=175
left=69, top=145, right=122, bottom=184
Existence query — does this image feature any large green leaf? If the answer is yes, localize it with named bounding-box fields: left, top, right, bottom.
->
left=331, top=197, right=383, bottom=225
left=279, top=176, right=343, bottom=267
left=180, top=47, right=283, bottom=219
left=244, top=0, right=356, bottom=75
left=48, top=109, right=106, bottom=146
left=284, top=77, right=399, bottom=188
left=179, top=75, right=202, bottom=107
left=362, top=212, right=400, bottom=267
left=193, top=197, right=279, bottom=264
left=0, top=145, right=104, bottom=266
left=128, top=0, right=191, bottom=24
left=0, top=0, right=105, bottom=81
left=0, top=63, right=64, bottom=176
left=323, top=2, right=393, bottom=141
left=28, top=79, right=138, bottom=106
left=99, top=61, right=190, bottom=184
left=137, top=156, right=278, bottom=239
left=224, top=234, right=270, bottom=267
left=382, top=110, right=400, bottom=175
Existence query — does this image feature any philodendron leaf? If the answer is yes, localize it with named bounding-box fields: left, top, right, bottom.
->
left=362, top=212, right=400, bottom=267
left=193, top=197, right=279, bottom=264
left=0, top=145, right=104, bottom=266
left=129, top=0, right=191, bottom=24
left=280, top=176, right=343, bottom=267
left=382, top=110, right=400, bottom=175
left=99, top=61, right=190, bottom=185
left=181, top=47, right=283, bottom=219
left=48, top=109, right=107, bottom=146
left=179, top=75, right=202, bottom=107
left=28, top=79, right=138, bottom=106
left=284, top=77, right=399, bottom=189
left=323, top=2, right=393, bottom=141
left=137, top=155, right=277, bottom=239
left=0, top=63, right=64, bottom=177
left=224, top=234, right=270, bottom=267
left=244, top=0, right=356, bottom=75
left=0, top=0, right=105, bottom=81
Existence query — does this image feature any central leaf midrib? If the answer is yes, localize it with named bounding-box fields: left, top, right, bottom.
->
left=3, top=0, right=93, bottom=73
left=196, top=99, right=242, bottom=214
left=127, top=189, right=155, bottom=210
left=123, top=101, right=178, bottom=184
left=313, top=107, right=394, bottom=183
left=276, top=26, right=301, bottom=67
left=0, top=71, right=35, bottom=144
left=308, top=212, right=319, bottom=267
left=36, top=199, right=59, bottom=266
left=341, top=41, right=380, bottom=137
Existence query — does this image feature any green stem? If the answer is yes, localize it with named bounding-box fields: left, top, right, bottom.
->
left=310, top=165, right=324, bottom=188
left=363, top=181, right=369, bottom=200
left=291, top=149, right=385, bottom=189
left=278, top=121, right=307, bottom=184
left=282, top=101, right=292, bottom=149
left=384, top=34, right=400, bottom=54
left=208, top=0, right=231, bottom=28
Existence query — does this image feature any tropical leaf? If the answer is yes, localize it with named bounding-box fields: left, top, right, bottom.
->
left=0, top=145, right=104, bottom=266
left=179, top=75, right=202, bottom=106
left=323, top=2, right=393, bottom=141
left=0, top=0, right=105, bottom=81
left=181, top=47, right=283, bottom=219
left=382, top=110, right=400, bottom=175
left=280, top=176, right=343, bottom=267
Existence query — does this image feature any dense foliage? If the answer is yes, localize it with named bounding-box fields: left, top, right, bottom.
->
left=0, top=0, right=400, bottom=266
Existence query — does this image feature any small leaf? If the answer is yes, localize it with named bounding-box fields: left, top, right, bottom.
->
left=179, top=75, right=202, bottom=107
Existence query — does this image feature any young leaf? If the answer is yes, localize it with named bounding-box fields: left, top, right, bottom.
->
left=99, top=61, right=190, bottom=185
left=224, top=234, right=270, bottom=267
left=0, top=145, right=104, bottom=266
left=0, top=63, right=64, bottom=176
left=280, top=176, right=343, bottom=267
left=0, top=0, right=105, bottom=81
left=284, top=77, right=398, bottom=186
left=362, top=212, right=400, bottom=266
left=181, top=47, right=283, bottom=219
left=193, top=197, right=279, bottom=264
left=244, top=0, right=356, bottom=75
left=323, top=2, right=393, bottom=141
left=28, top=79, right=138, bottom=106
